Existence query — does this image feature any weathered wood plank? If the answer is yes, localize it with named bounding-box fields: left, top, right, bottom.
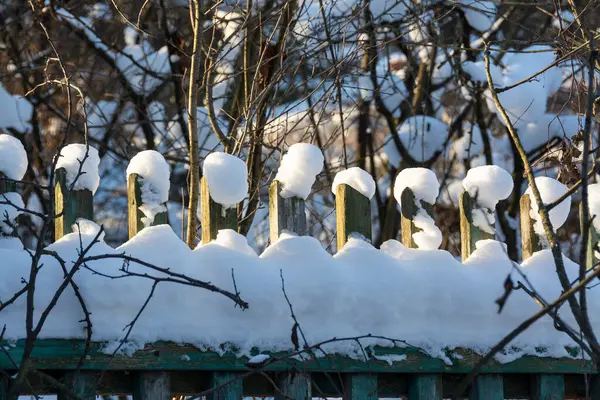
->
left=274, top=372, right=311, bottom=399
left=200, top=176, right=237, bottom=243
left=459, top=191, right=493, bottom=261
left=208, top=371, right=243, bottom=400
left=520, top=193, right=541, bottom=260
left=336, top=183, right=372, bottom=249
left=269, top=180, right=306, bottom=242
left=469, top=374, right=503, bottom=400
left=343, top=373, right=377, bottom=400
left=409, top=374, right=442, bottom=400
left=132, top=371, right=171, bottom=400
left=58, top=371, right=96, bottom=400
left=128, top=173, right=168, bottom=239
left=532, top=374, right=565, bottom=400
left=400, top=187, right=434, bottom=249
left=54, top=168, right=94, bottom=240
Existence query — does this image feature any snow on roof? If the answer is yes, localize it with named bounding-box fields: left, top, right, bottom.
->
left=54, top=144, right=101, bottom=194
left=0, top=134, right=28, bottom=180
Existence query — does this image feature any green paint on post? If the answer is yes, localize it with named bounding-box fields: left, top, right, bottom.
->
left=201, top=176, right=237, bottom=244
left=275, top=372, right=311, bottom=400
left=520, top=193, right=541, bottom=260
left=335, top=183, right=372, bottom=250
left=470, top=374, right=503, bottom=400
left=128, top=173, right=169, bottom=239
left=208, top=371, right=243, bottom=400
left=459, top=191, right=493, bottom=261
left=58, top=371, right=97, bottom=400
left=269, top=180, right=306, bottom=243
left=132, top=371, right=171, bottom=400
left=580, top=202, right=599, bottom=270
left=54, top=168, right=94, bottom=241
left=0, top=172, right=16, bottom=194
left=344, top=373, right=377, bottom=400
left=409, top=374, right=441, bottom=400
left=532, top=374, right=564, bottom=400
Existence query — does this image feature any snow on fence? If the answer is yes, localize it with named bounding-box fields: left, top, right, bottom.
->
left=1, top=141, right=599, bottom=399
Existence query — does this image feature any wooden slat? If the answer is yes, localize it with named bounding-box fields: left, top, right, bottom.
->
left=274, top=372, right=311, bottom=399
left=409, top=374, right=442, bottom=400
left=520, top=193, right=541, bottom=260
left=54, top=168, right=94, bottom=241
left=532, top=374, right=565, bottom=400
left=128, top=173, right=169, bottom=239
left=459, top=191, right=493, bottom=261
left=470, top=374, right=504, bottom=400
left=343, top=373, right=377, bottom=400
left=132, top=371, right=170, bottom=400
left=335, top=183, right=372, bottom=249
left=269, top=180, right=306, bottom=242
left=200, top=176, right=237, bottom=243
left=208, top=371, right=243, bottom=400
left=400, top=187, right=434, bottom=248
left=58, top=371, right=96, bottom=400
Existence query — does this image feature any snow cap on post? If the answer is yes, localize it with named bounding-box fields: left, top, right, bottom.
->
left=203, top=152, right=248, bottom=208
left=525, top=177, right=571, bottom=235
left=332, top=167, right=376, bottom=200
left=394, top=167, right=441, bottom=250
left=275, top=143, right=324, bottom=199
left=0, top=134, right=27, bottom=182
left=54, top=144, right=101, bottom=194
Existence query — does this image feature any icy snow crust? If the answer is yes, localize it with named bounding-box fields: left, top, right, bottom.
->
left=1, top=225, right=594, bottom=363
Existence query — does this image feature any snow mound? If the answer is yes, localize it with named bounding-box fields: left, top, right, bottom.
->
left=203, top=152, right=248, bottom=207
left=393, top=168, right=441, bottom=249
left=332, top=167, right=376, bottom=199
left=588, top=183, right=600, bottom=233
left=0, top=192, right=24, bottom=234
left=212, top=229, right=257, bottom=257
left=462, top=166, right=513, bottom=234
left=71, top=218, right=105, bottom=241
left=396, top=116, right=449, bottom=163
left=275, top=143, right=324, bottom=199
left=127, top=150, right=170, bottom=227
left=0, top=134, right=27, bottom=180
left=525, top=177, right=571, bottom=236
left=54, top=144, right=101, bottom=194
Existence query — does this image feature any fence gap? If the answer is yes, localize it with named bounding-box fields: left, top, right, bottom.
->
left=127, top=172, right=169, bottom=239
left=580, top=202, right=599, bottom=270
left=336, top=183, right=372, bottom=249
left=132, top=371, right=171, bottom=400
left=208, top=371, right=243, bottom=400
left=532, top=374, right=564, bottom=400
left=520, top=193, right=541, bottom=260
left=343, top=373, right=378, bottom=400
left=58, top=371, right=97, bottom=400
left=408, top=374, right=441, bottom=400
left=201, top=176, right=237, bottom=244
left=459, top=190, right=493, bottom=261
left=274, top=372, right=311, bottom=400
left=269, top=180, right=306, bottom=242
left=54, top=168, right=94, bottom=241
left=400, top=188, right=433, bottom=248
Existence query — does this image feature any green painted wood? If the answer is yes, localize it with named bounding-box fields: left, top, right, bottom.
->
left=274, top=372, right=311, bottom=399
left=132, top=371, right=171, bottom=400
left=0, top=172, right=16, bottom=194
left=128, top=173, right=169, bottom=239
left=343, top=373, right=377, bottom=400
left=335, top=183, right=372, bottom=249
left=58, top=371, right=97, bottom=400
left=520, top=193, right=541, bottom=260
left=54, top=168, right=94, bottom=241
left=0, top=339, right=595, bottom=374
left=0, top=374, right=7, bottom=400
left=269, top=180, right=306, bottom=242
left=580, top=202, right=599, bottom=270
left=459, top=191, right=493, bottom=261
left=532, top=374, right=565, bottom=400
left=401, top=187, right=434, bottom=249
left=201, top=176, right=237, bottom=244
left=469, top=374, right=503, bottom=400
left=208, top=371, right=243, bottom=400
left=409, top=374, right=441, bottom=400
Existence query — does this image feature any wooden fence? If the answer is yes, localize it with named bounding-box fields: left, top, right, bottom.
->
left=0, top=148, right=599, bottom=400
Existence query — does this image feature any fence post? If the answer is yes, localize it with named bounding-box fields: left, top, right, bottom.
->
left=58, top=371, right=97, bottom=400
left=336, top=183, right=372, bottom=249
left=128, top=172, right=169, bottom=239
left=520, top=193, right=541, bottom=260
left=580, top=203, right=599, bottom=270
left=400, top=187, right=434, bottom=248
left=132, top=371, right=171, bottom=400
left=343, top=373, right=377, bottom=400
left=269, top=180, right=307, bottom=242
left=275, top=372, right=311, bottom=400
left=469, top=373, right=503, bottom=400
left=0, top=374, right=7, bottom=400
left=201, top=176, right=237, bottom=243
left=54, top=168, right=94, bottom=241
left=408, top=374, right=441, bottom=400
left=208, top=371, right=243, bottom=400
left=0, top=173, right=16, bottom=194
left=532, top=374, right=565, bottom=400
left=459, top=191, right=493, bottom=260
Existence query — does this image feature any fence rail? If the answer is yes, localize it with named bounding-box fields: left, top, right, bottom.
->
left=1, top=145, right=599, bottom=399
